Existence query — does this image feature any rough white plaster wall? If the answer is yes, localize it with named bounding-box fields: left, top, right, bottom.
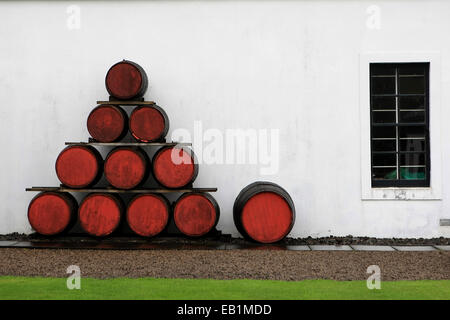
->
left=0, top=0, right=449, bottom=237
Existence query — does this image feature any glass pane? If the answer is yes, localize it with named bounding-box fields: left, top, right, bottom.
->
left=399, top=126, right=426, bottom=138
left=372, top=111, right=396, bottom=124
left=373, top=167, right=397, bottom=180
left=372, top=139, right=396, bottom=152
left=399, top=111, right=425, bottom=123
left=372, top=126, right=396, bottom=139
left=400, top=139, right=425, bottom=152
left=398, top=96, right=424, bottom=109
left=372, top=77, right=395, bottom=94
left=399, top=76, right=425, bottom=94
left=398, top=64, right=426, bottom=76
left=371, top=64, right=395, bottom=76
left=400, top=167, right=426, bottom=180
left=373, top=153, right=396, bottom=166
left=400, top=153, right=426, bottom=166
left=372, top=96, right=396, bottom=110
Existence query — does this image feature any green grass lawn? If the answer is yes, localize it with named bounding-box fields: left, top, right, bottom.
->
left=0, top=276, right=448, bottom=300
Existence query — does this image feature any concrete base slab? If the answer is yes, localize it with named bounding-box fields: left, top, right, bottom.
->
left=351, top=245, right=396, bottom=251
left=393, top=246, right=437, bottom=251
left=434, top=245, right=450, bottom=251
left=285, top=245, right=311, bottom=251
left=309, top=245, right=353, bottom=251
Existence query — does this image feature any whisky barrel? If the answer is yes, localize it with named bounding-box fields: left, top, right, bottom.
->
left=129, top=105, right=169, bottom=142
left=104, top=147, right=149, bottom=189
left=87, top=105, right=128, bottom=142
left=78, top=193, right=123, bottom=237
left=105, top=60, right=148, bottom=100
left=27, top=192, right=77, bottom=236
left=233, top=182, right=295, bottom=243
left=55, top=145, right=103, bottom=188
left=126, top=194, right=170, bottom=237
left=174, top=193, right=220, bottom=237
left=152, top=147, right=198, bottom=188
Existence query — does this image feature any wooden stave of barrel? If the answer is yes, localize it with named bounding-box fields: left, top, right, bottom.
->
left=173, top=192, right=220, bottom=237
left=55, top=145, right=104, bottom=189
left=152, top=146, right=199, bottom=189
left=27, top=192, right=78, bottom=236
left=105, top=60, right=148, bottom=100
left=87, top=104, right=128, bottom=143
left=233, top=181, right=295, bottom=244
left=129, top=105, right=170, bottom=142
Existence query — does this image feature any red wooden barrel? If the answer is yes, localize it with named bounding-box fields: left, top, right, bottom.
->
left=27, top=192, right=77, bottom=236
left=87, top=105, right=128, bottom=142
left=55, top=145, right=103, bottom=188
left=233, top=182, right=295, bottom=244
left=78, top=193, right=123, bottom=237
left=104, top=147, right=149, bottom=189
left=126, top=194, right=170, bottom=237
left=129, top=105, right=169, bottom=142
left=152, top=147, right=198, bottom=188
left=174, top=193, right=219, bottom=237
left=105, top=60, right=148, bottom=100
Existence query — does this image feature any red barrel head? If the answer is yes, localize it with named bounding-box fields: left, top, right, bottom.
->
left=174, top=193, right=219, bottom=237
left=28, top=192, right=76, bottom=236
left=104, top=147, right=148, bottom=189
left=55, top=145, right=102, bottom=188
left=126, top=194, right=169, bottom=237
left=79, top=193, right=122, bottom=237
left=153, top=147, right=197, bottom=188
left=87, top=105, right=127, bottom=142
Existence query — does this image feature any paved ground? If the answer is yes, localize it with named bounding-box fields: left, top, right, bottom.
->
left=0, top=248, right=448, bottom=281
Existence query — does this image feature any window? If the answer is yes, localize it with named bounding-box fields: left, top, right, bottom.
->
left=370, top=63, right=430, bottom=187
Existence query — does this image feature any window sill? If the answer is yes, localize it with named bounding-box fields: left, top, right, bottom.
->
left=362, top=187, right=441, bottom=201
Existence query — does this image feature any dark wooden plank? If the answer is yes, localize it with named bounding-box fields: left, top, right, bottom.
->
left=97, top=101, right=155, bottom=105
left=65, top=142, right=192, bottom=146
left=26, top=187, right=218, bottom=193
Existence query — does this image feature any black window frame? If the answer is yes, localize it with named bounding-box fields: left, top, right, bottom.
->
left=370, top=62, right=430, bottom=188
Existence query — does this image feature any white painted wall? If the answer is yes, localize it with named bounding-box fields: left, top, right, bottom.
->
left=1, top=0, right=449, bottom=238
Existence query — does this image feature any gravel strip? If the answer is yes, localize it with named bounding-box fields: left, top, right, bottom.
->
left=0, top=248, right=448, bottom=281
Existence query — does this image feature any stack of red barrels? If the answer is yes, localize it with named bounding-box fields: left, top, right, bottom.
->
left=28, top=60, right=220, bottom=238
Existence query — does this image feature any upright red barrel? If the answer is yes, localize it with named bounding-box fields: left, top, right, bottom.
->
left=78, top=193, right=123, bottom=237
left=28, top=192, right=77, bottom=236
left=129, top=105, right=169, bottom=142
left=233, top=182, right=295, bottom=243
left=174, top=193, right=219, bottom=237
left=55, top=145, right=103, bottom=188
left=105, top=60, right=148, bottom=100
left=126, top=194, right=170, bottom=237
left=104, top=147, right=149, bottom=189
left=87, top=105, right=128, bottom=142
left=152, top=147, right=198, bottom=188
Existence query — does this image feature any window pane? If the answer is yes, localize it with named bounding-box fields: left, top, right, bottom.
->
left=399, top=76, right=425, bottom=94
left=371, top=64, right=395, bottom=76
left=372, top=126, right=396, bottom=138
left=398, top=96, right=424, bottom=109
left=373, top=111, right=396, bottom=123
left=400, top=139, right=425, bottom=152
left=373, top=167, right=397, bottom=180
left=372, top=96, right=396, bottom=110
left=400, top=153, right=426, bottom=166
left=398, top=64, right=426, bottom=76
left=372, top=77, right=395, bottom=94
left=372, top=139, right=396, bottom=152
left=399, top=111, right=425, bottom=123
left=400, top=167, right=426, bottom=180
left=373, top=153, right=396, bottom=166
left=399, top=126, right=425, bottom=138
